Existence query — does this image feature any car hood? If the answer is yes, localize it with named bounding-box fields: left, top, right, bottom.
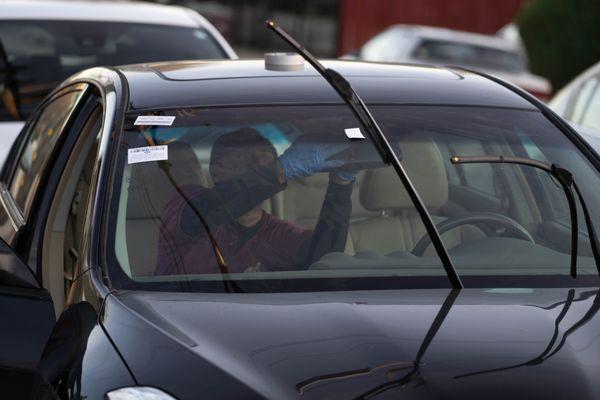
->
left=105, top=287, right=600, bottom=399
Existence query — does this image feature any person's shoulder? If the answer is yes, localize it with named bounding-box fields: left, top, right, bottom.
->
left=162, top=184, right=207, bottom=213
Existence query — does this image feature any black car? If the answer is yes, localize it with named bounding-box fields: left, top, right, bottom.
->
left=2, top=51, right=600, bottom=399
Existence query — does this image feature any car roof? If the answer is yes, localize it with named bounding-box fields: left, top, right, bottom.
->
left=0, top=0, right=201, bottom=27
left=388, top=24, right=521, bottom=53
left=111, top=60, right=537, bottom=112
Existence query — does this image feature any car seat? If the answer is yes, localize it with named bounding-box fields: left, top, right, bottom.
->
left=347, top=137, right=483, bottom=255
left=282, top=171, right=377, bottom=228
left=125, top=141, right=204, bottom=276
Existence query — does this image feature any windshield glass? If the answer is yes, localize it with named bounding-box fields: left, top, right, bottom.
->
left=413, top=39, right=526, bottom=73
left=107, top=105, right=600, bottom=292
left=0, top=20, right=226, bottom=121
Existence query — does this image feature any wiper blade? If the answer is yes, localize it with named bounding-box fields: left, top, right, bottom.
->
left=266, top=20, right=463, bottom=289
left=141, top=130, right=242, bottom=293
left=158, top=160, right=243, bottom=293
left=451, top=155, right=600, bottom=278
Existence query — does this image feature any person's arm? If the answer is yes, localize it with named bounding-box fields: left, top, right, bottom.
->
left=297, top=173, right=353, bottom=266
left=179, top=139, right=349, bottom=236
left=180, top=161, right=286, bottom=235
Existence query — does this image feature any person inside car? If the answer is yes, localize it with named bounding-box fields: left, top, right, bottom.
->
left=154, top=127, right=355, bottom=275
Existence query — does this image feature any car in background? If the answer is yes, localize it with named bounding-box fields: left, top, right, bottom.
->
left=356, top=25, right=551, bottom=102
left=1, top=51, right=600, bottom=399
left=0, top=0, right=236, bottom=167
left=549, top=61, right=600, bottom=151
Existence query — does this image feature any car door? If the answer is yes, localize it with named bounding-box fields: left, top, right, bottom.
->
left=0, top=83, right=92, bottom=397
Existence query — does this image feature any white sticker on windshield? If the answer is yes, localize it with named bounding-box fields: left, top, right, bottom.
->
left=134, top=115, right=175, bottom=126
left=128, top=145, right=168, bottom=164
left=344, top=127, right=365, bottom=140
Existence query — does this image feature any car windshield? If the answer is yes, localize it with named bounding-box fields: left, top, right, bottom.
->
left=413, top=39, right=526, bottom=73
left=0, top=20, right=227, bottom=121
left=107, top=105, right=600, bottom=292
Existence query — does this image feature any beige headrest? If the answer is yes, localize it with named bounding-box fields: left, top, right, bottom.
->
left=360, top=138, right=448, bottom=211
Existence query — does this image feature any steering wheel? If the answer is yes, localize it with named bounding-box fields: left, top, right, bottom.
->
left=412, top=212, right=535, bottom=257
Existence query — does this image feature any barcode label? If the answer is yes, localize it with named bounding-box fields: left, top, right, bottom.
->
left=128, top=145, right=168, bottom=164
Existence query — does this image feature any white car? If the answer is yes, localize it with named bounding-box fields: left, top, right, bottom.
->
left=357, top=25, right=551, bottom=102
left=549, top=60, right=600, bottom=151
left=0, top=0, right=236, bottom=167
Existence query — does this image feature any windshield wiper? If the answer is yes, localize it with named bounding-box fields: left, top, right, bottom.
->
left=140, top=129, right=242, bottom=293
left=157, top=160, right=242, bottom=293
left=451, top=155, right=600, bottom=278
left=266, top=20, right=463, bottom=288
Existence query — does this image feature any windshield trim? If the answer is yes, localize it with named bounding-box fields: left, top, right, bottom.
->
left=114, top=275, right=600, bottom=293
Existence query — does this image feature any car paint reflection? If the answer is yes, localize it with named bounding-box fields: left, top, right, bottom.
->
left=455, top=288, right=600, bottom=380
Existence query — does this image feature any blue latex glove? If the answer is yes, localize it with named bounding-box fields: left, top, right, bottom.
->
left=279, top=142, right=347, bottom=181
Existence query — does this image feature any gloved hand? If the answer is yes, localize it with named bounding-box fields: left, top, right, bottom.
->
left=279, top=141, right=348, bottom=181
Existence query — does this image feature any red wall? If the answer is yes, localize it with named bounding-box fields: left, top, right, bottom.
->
left=339, top=0, right=527, bottom=55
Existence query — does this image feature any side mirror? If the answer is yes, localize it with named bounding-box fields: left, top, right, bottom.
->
left=0, top=235, right=54, bottom=399
left=0, top=238, right=38, bottom=288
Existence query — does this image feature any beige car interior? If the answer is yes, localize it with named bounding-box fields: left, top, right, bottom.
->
left=122, top=141, right=206, bottom=277
left=115, top=130, right=496, bottom=280
left=347, top=137, right=483, bottom=255
left=282, top=171, right=376, bottom=228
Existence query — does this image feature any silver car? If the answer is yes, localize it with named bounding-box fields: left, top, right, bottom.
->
left=0, top=0, right=236, bottom=167
left=549, top=61, right=600, bottom=151
left=357, top=24, right=551, bottom=102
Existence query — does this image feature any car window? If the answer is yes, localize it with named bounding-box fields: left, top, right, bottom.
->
left=9, top=85, right=86, bottom=219
left=570, top=77, right=598, bottom=123
left=412, top=39, right=525, bottom=73
left=0, top=20, right=227, bottom=122
left=103, top=105, right=600, bottom=293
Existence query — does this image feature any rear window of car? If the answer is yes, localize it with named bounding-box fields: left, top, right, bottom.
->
left=412, top=39, right=526, bottom=73
left=0, top=20, right=227, bottom=121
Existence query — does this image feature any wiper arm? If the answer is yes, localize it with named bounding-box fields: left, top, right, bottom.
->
left=157, top=160, right=243, bottom=293
left=141, top=130, right=241, bottom=292
left=451, top=155, right=600, bottom=278
left=266, top=20, right=463, bottom=289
